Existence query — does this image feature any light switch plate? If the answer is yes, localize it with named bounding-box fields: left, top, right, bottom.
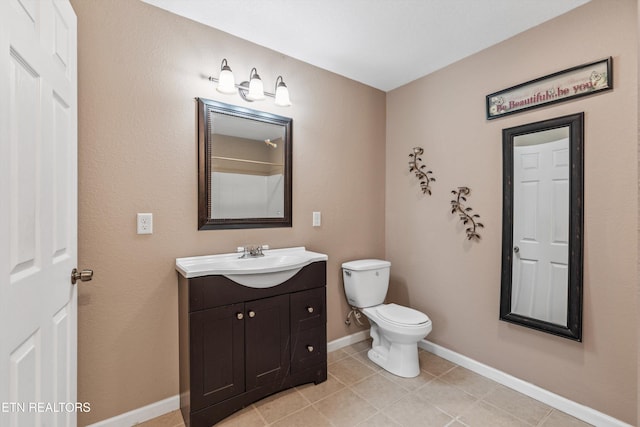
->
left=312, top=211, right=321, bottom=227
left=137, top=213, right=153, bottom=234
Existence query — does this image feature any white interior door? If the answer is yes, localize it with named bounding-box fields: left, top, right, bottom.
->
left=0, top=0, right=79, bottom=426
left=512, top=138, right=569, bottom=325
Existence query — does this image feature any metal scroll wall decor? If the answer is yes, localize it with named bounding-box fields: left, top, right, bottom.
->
left=407, top=147, right=483, bottom=242
left=408, top=147, right=436, bottom=195
left=450, top=187, right=484, bottom=241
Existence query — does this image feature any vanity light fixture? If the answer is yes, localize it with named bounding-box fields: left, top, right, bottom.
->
left=274, top=76, right=292, bottom=107
left=246, top=68, right=265, bottom=101
left=208, top=58, right=292, bottom=107
left=215, top=59, right=236, bottom=94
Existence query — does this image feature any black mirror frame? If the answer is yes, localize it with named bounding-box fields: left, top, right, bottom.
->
left=197, top=98, right=292, bottom=230
left=500, top=112, right=584, bottom=341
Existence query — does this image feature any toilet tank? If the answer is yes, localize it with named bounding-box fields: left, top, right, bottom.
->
left=342, top=259, right=391, bottom=308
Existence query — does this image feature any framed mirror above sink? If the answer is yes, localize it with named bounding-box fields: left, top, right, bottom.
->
left=500, top=113, right=584, bottom=341
left=197, top=98, right=292, bottom=230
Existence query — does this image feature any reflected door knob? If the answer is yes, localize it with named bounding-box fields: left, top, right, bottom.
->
left=306, top=306, right=314, bottom=313
left=306, top=345, right=314, bottom=352
left=71, top=268, right=93, bottom=285
left=236, top=312, right=244, bottom=320
left=248, top=310, right=256, bottom=318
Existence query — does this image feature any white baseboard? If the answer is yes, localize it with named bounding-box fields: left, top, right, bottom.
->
left=89, top=333, right=630, bottom=427
left=327, top=329, right=370, bottom=352
left=418, top=340, right=632, bottom=427
left=86, top=394, right=179, bottom=427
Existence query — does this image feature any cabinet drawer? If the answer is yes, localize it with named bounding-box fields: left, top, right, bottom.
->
left=291, top=327, right=326, bottom=373
left=290, top=287, right=325, bottom=333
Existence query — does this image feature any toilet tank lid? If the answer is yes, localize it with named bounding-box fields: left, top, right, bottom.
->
left=342, top=259, right=391, bottom=271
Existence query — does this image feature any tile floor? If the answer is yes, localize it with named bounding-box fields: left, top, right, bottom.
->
left=138, top=341, right=592, bottom=427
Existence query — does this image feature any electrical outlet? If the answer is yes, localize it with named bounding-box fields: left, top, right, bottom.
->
left=137, top=213, right=153, bottom=234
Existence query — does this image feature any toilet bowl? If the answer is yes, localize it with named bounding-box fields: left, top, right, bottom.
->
left=362, top=304, right=432, bottom=377
left=342, top=260, right=432, bottom=378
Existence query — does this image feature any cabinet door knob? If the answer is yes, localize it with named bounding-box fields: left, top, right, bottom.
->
left=248, top=310, right=256, bottom=318
left=306, top=306, right=314, bottom=313
left=236, top=312, right=244, bottom=320
left=306, top=345, right=314, bottom=352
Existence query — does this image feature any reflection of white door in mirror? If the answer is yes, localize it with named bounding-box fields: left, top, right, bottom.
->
left=512, top=136, right=569, bottom=325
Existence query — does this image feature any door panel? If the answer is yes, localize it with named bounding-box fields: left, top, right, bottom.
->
left=245, top=295, right=290, bottom=389
left=1, top=1, right=78, bottom=425
left=190, top=304, right=245, bottom=411
left=512, top=138, right=569, bottom=324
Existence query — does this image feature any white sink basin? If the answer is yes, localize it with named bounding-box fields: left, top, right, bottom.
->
left=175, top=247, right=328, bottom=288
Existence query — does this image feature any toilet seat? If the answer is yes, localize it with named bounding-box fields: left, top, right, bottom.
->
left=376, top=303, right=429, bottom=326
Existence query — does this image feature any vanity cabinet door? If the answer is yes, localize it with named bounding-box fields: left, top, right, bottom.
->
left=245, top=294, right=290, bottom=390
left=190, top=303, right=245, bottom=411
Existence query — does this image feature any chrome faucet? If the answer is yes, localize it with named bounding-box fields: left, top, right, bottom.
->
left=239, top=245, right=265, bottom=258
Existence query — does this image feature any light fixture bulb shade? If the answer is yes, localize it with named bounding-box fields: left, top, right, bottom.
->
left=216, top=68, right=236, bottom=94
left=274, top=83, right=292, bottom=107
left=247, top=70, right=265, bottom=100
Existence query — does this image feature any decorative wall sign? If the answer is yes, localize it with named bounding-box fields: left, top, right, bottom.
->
left=450, top=187, right=483, bottom=241
left=408, top=147, right=436, bottom=195
left=486, top=57, right=612, bottom=120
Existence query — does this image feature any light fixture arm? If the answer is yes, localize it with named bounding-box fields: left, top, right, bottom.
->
left=209, top=76, right=276, bottom=102
left=208, top=76, right=277, bottom=101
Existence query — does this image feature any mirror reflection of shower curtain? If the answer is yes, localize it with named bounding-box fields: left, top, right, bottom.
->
left=511, top=138, right=569, bottom=326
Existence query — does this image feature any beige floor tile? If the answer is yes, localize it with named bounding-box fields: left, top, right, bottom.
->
left=351, top=348, right=383, bottom=372
left=313, top=388, right=376, bottom=427
left=383, top=393, right=453, bottom=426
left=356, top=411, right=401, bottom=426
left=415, top=378, right=478, bottom=418
left=483, top=385, right=552, bottom=425
left=215, top=406, right=266, bottom=427
left=296, top=373, right=345, bottom=403
left=351, top=372, right=409, bottom=409
left=327, top=348, right=350, bottom=365
left=379, top=368, right=436, bottom=391
left=439, top=367, right=497, bottom=398
left=342, top=339, right=372, bottom=355
left=540, top=410, right=594, bottom=426
left=136, top=410, right=184, bottom=427
left=328, top=356, right=376, bottom=385
left=253, top=388, right=309, bottom=424
left=419, top=351, right=458, bottom=377
left=270, top=405, right=332, bottom=427
left=458, top=401, right=530, bottom=427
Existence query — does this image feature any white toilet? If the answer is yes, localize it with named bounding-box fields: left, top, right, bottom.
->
left=342, top=259, right=432, bottom=378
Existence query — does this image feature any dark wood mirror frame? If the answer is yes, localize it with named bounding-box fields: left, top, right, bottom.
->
left=197, top=98, right=292, bottom=230
left=500, top=112, right=584, bottom=341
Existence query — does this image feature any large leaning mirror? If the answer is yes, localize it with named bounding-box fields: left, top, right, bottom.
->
left=500, top=113, right=584, bottom=341
left=197, top=98, right=292, bottom=229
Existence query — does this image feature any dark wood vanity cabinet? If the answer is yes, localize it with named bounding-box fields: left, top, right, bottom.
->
left=179, top=261, right=327, bottom=427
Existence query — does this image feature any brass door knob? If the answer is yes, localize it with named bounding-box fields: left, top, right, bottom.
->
left=306, top=306, right=314, bottom=313
left=236, top=312, right=244, bottom=320
left=71, top=268, right=93, bottom=285
left=248, top=310, right=256, bottom=318
left=306, top=345, right=314, bottom=352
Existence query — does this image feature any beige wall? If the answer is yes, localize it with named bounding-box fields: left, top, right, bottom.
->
left=386, top=0, right=637, bottom=424
left=71, top=0, right=385, bottom=424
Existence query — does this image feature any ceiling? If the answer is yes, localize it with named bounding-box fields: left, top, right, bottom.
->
left=141, top=0, right=591, bottom=92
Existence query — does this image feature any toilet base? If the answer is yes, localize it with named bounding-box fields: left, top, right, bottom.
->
left=367, top=341, right=420, bottom=378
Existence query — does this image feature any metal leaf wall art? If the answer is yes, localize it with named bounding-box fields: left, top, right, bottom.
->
left=450, top=187, right=484, bottom=241
left=408, top=147, right=436, bottom=195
